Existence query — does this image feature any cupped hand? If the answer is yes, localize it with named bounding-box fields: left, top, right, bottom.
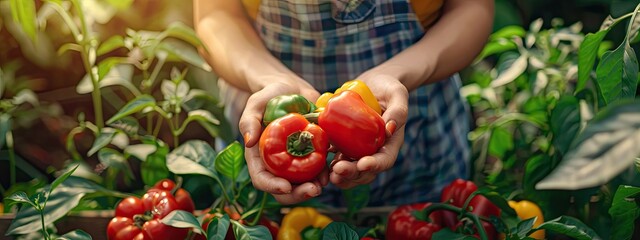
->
left=239, top=80, right=327, bottom=205
left=330, top=73, right=409, bottom=189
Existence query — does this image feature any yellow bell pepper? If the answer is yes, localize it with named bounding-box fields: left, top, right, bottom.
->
left=509, top=200, right=545, bottom=239
left=315, top=80, right=382, bottom=115
left=277, top=207, right=332, bottom=240
left=0, top=203, right=3, bottom=215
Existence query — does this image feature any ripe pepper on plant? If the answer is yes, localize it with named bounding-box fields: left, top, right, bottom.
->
left=194, top=206, right=280, bottom=240
left=386, top=203, right=444, bottom=239
left=278, top=207, right=332, bottom=240
left=259, top=113, right=329, bottom=183
left=106, top=179, right=195, bottom=240
left=508, top=200, right=545, bottom=239
left=386, top=179, right=501, bottom=240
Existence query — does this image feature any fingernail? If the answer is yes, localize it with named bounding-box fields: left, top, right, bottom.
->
left=386, top=121, right=397, bottom=136
left=243, top=132, right=251, bottom=146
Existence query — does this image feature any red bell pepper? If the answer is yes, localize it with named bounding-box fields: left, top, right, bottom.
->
left=386, top=203, right=444, bottom=239
left=107, top=179, right=195, bottom=240
left=440, top=179, right=501, bottom=239
left=317, top=90, right=386, bottom=159
left=259, top=113, right=329, bottom=184
left=386, top=179, right=501, bottom=240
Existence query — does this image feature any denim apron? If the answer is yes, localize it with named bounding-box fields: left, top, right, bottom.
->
left=222, top=0, right=471, bottom=206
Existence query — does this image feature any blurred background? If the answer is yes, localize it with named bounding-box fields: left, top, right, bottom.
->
left=0, top=0, right=617, bottom=187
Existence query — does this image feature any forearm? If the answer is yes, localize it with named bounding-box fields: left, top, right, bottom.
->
left=375, top=0, right=494, bottom=91
left=194, top=0, right=300, bottom=93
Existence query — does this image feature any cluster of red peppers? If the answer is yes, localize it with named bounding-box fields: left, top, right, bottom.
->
left=259, top=80, right=386, bottom=183
left=106, top=179, right=195, bottom=240
left=386, top=179, right=501, bottom=240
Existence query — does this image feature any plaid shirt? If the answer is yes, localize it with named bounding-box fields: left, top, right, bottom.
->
left=240, top=0, right=470, bottom=206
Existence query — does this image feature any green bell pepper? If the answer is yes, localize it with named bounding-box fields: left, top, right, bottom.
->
left=263, top=94, right=317, bottom=126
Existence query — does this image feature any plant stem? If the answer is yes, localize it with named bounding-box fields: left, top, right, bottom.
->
left=173, top=116, right=180, bottom=147
left=72, top=0, right=104, bottom=130
left=247, top=192, right=268, bottom=226
left=40, top=210, right=49, bottom=240
left=422, top=203, right=490, bottom=240
left=7, top=131, right=16, bottom=186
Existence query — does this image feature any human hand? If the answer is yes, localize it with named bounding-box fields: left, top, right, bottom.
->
left=329, top=73, right=409, bottom=189
left=240, top=79, right=327, bottom=205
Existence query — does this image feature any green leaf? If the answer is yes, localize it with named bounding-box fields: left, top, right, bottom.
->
left=536, top=101, right=640, bottom=190
left=489, top=127, right=514, bottom=159
left=523, top=155, right=553, bottom=195
left=184, top=110, right=221, bottom=138
left=167, top=140, right=217, bottom=178
left=609, top=185, right=640, bottom=240
left=108, top=116, right=141, bottom=136
left=141, top=151, right=170, bottom=186
left=97, top=35, right=125, bottom=56
left=491, top=54, right=528, bottom=88
left=231, top=220, right=272, bottom=240
left=432, top=228, right=477, bottom=240
left=124, top=144, right=157, bottom=161
left=322, top=222, right=359, bottom=240
left=56, top=229, right=93, bottom=240
left=491, top=25, right=526, bottom=40
left=87, top=128, right=117, bottom=156
left=98, top=148, right=133, bottom=179
left=344, top=185, right=370, bottom=221
left=182, top=90, right=232, bottom=143
left=471, top=188, right=517, bottom=216
left=6, top=190, right=85, bottom=235
left=160, top=21, right=205, bottom=48
left=77, top=64, right=138, bottom=96
left=158, top=40, right=212, bottom=72
left=577, top=30, right=609, bottom=92
left=9, top=0, right=37, bottom=42
left=13, top=89, right=39, bottom=106
left=5, top=192, right=36, bottom=208
left=550, top=96, right=581, bottom=155
left=0, top=114, right=11, bottom=147
left=516, top=217, right=537, bottom=238
left=214, top=142, right=244, bottom=181
left=106, top=95, right=156, bottom=124
left=50, top=164, right=80, bottom=195
left=476, top=40, right=518, bottom=62
left=534, top=216, right=601, bottom=240
left=595, top=41, right=639, bottom=105
left=207, top=214, right=231, bottom=240
left=161, top=210, right=203, bottom=233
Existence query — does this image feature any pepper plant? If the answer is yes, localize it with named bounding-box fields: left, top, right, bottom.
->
left=3, top=0, right=237, bottom=239
left=465, top=3, right=640, bottom=239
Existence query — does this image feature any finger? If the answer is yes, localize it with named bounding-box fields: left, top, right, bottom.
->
left=356, top=126, right=405, bottom=173
left=318, top=165, right=330, bottom=187
left=272, top=182, right=323, bottom=205
left=245, top=146, right=292, bottom=194
left=239, top=83, right=298, bottom=147
left=331, top=158, right=359, bottom=179
left=333, top=173, right=376, bottom=189
left=381, top=84, right=409, bottom=136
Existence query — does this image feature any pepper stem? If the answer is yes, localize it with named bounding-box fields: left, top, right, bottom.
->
left=133, top=213, right=153, bottom=228
left=303, top=112, right=320, bottom=124
left=287, top=131, right=315, bottom=157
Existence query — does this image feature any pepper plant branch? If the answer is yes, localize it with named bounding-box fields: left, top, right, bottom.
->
left=421, top=203, right=490, bottom=240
